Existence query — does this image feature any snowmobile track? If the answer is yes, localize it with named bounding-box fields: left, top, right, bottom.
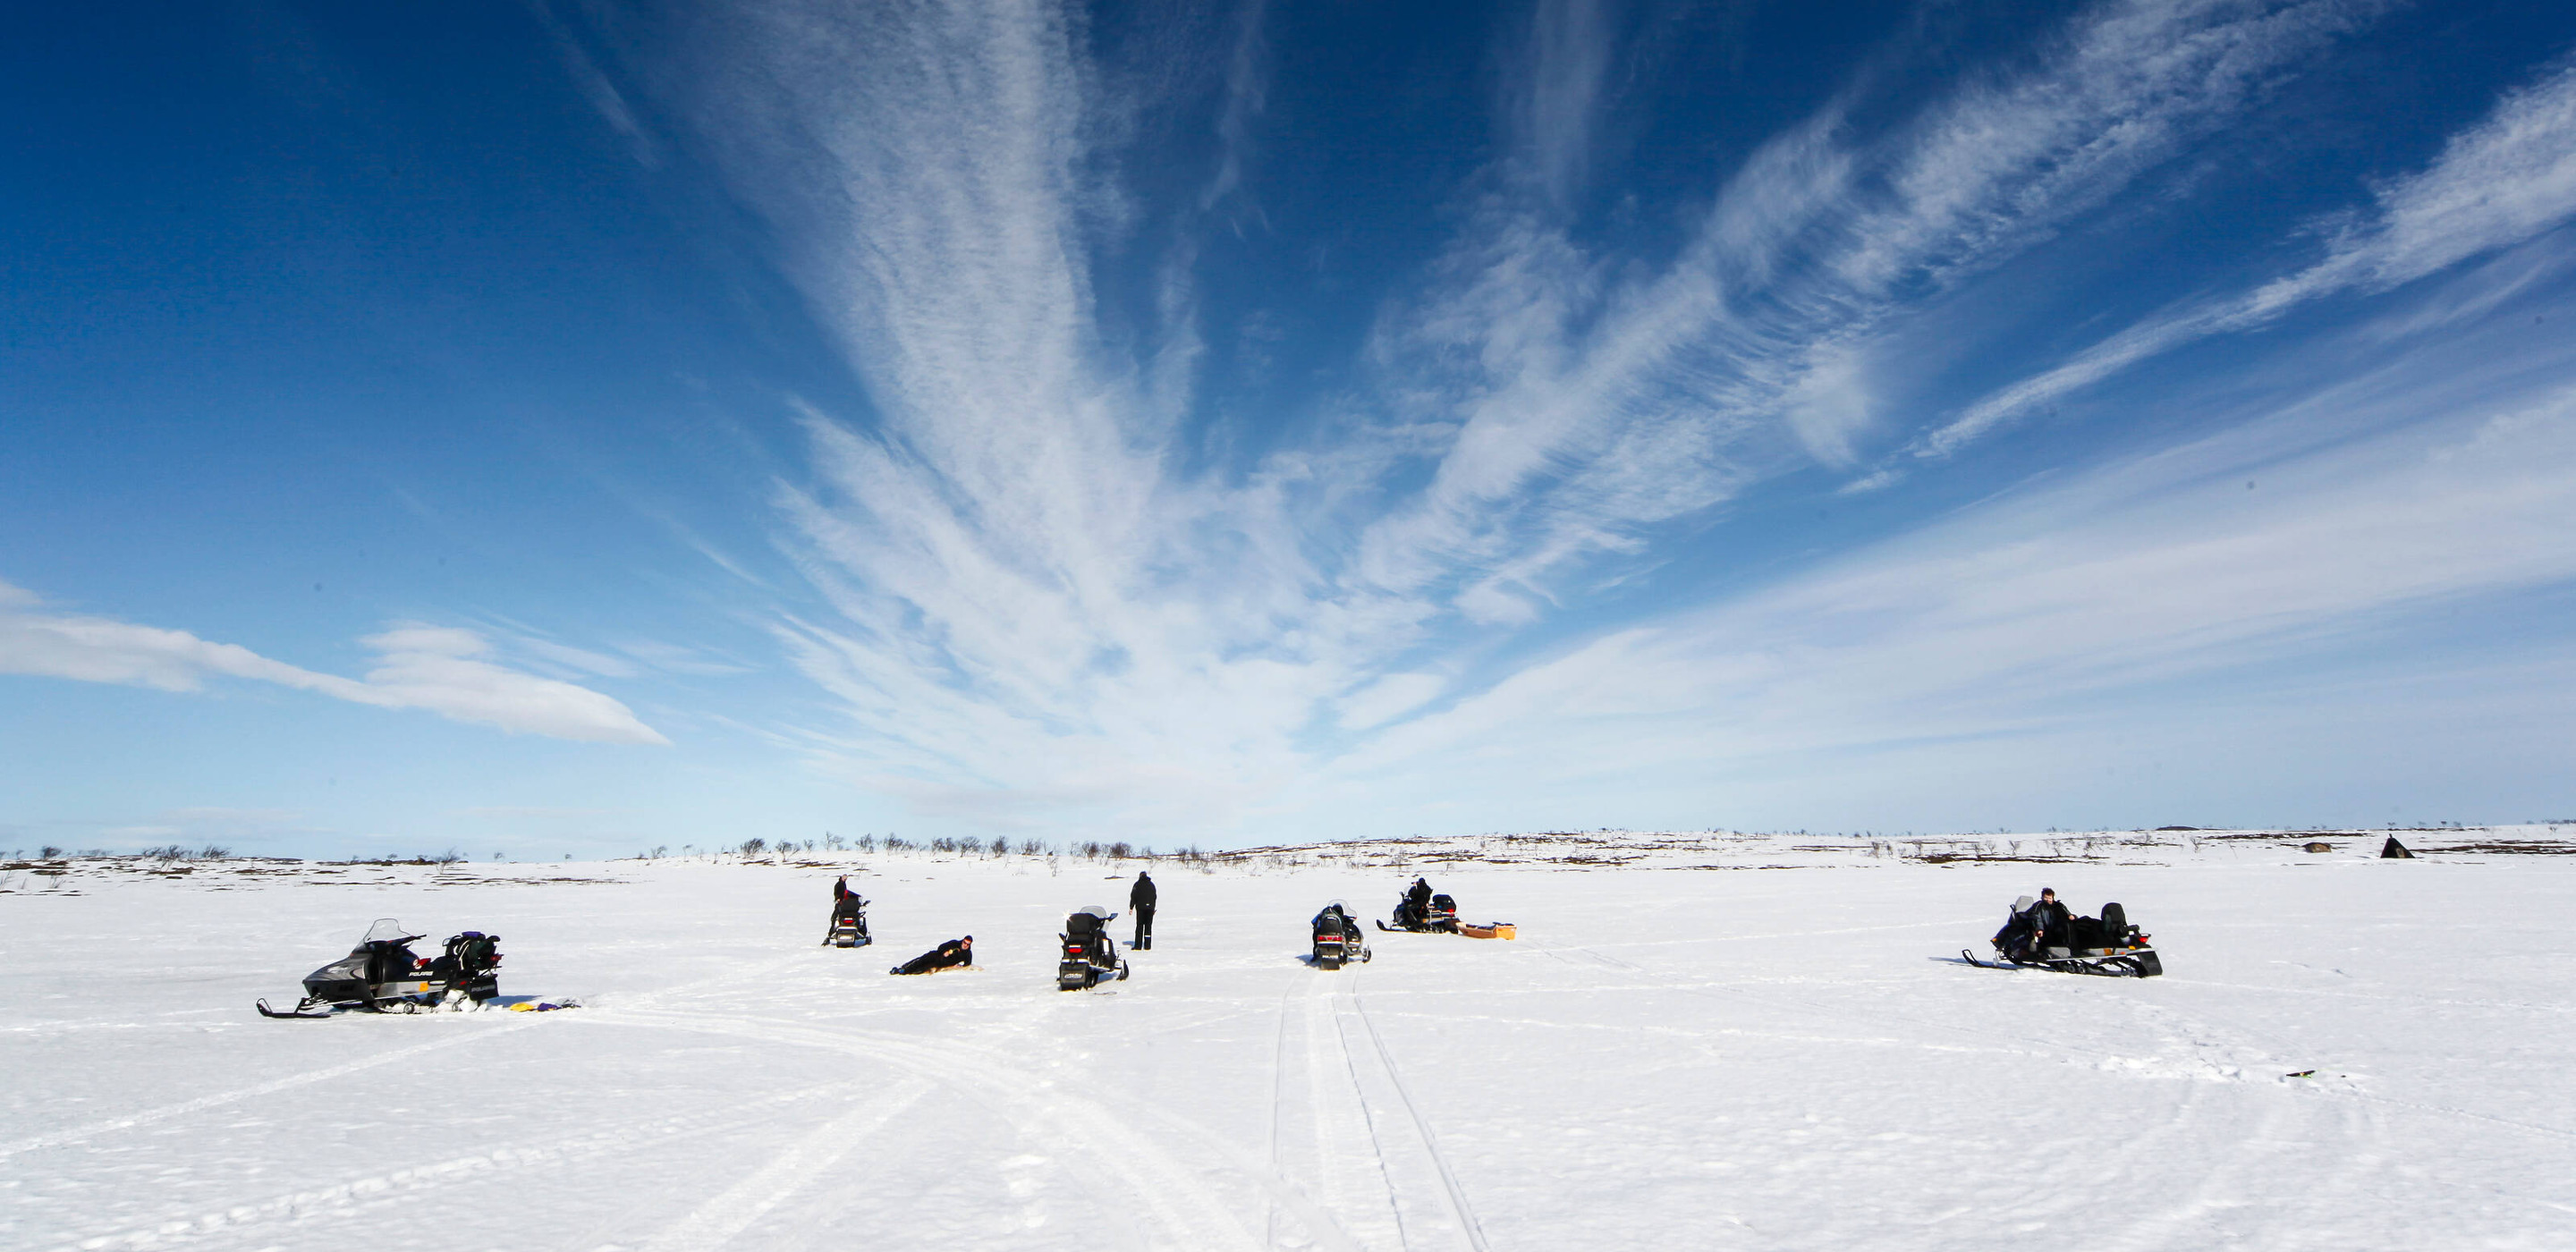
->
left=46, top=1079, right=882, bottom=1252
left=595, top=1008, right=1275, bottom=1252
left=0, top=1016, right=538, bottom=1161
left=1347, top=978, right=1493, bottom=1252
left=639, top=1079, right=932, bottom=1252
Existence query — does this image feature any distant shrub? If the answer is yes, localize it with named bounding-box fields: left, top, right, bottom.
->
left=738, top=838, right=767, bottom=856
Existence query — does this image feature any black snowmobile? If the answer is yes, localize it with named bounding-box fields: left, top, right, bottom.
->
left=1965, top=896, right=2163, bottom=977
left=1379, top=887, right=1459, bottom=934
left=1057, top=905, right=1131, bottom=991
left=825, top=893, right=871, bottom=948
left=1311, top=901, right=1372, bottom=970
left=258, top=918, right=504, bottom=1018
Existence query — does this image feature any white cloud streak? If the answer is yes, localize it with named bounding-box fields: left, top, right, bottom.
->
left=0, top=586, right=669, bottom=746
left=1928, top=53, right=2576, bottom=457
left=1318, top=360, right=2576, bottom=826
left=631, top=0, right=2574, bottom=835
left=1354, top=0, right=2386, bottom=610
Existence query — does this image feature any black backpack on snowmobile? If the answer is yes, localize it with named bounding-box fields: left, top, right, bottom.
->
left=826, top=894, right=871, bottom=948
left=1312, top=901, right=1371, bottom=969
left=259, top=918, right=504, bottom=1017
left=1057, top=906, right=1130, bottom=991
left=1970, top=898, right=2161, bottom=977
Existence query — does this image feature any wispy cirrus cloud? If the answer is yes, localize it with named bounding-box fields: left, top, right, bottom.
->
left=1354, top=0, right=2388, bottom=614
left=606, top=0, right=2571, bottom=836
left=1928, top=53, right=2576, bottom=458
left=1317, top=330, right=2576, bottom=828
left=0, top=583, right=668, bottom=745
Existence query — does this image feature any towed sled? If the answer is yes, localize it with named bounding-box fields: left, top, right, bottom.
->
left=258, top=918, right=504, bottom=1018
left=1966, top=898, right=2162, bottom=977
left=825, top=895, right=872, bottom=948
left=1457, top=921, right=1516, bottom=940
left=1311, top=901, right=1372, bottom=970
left=1378, top=891, right=1459, bottom=934
left=1058, top=906, right=1131, bottom=991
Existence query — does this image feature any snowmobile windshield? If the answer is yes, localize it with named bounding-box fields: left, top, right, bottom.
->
left=360, top=918, right=419, bottom=943
left=1077, top=904, right=1112, bottom=919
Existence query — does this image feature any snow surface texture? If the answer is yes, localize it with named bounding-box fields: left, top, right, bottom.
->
left=4, top=830, right=2572, bottom=1251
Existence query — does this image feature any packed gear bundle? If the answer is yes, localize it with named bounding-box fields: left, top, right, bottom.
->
left=1057, top=906, right=1131, bottom=990
left=258, top=918, right=506, bottom=1018
left=1967, top=894, right=2163, bottom=977
left=1310, top=901, right=1371, bottom=969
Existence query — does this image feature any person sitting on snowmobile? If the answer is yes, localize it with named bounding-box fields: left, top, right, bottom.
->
left=825, top=877, right=869, bottom=945
left=1994, top=889, right=2072, bottom=960
left=892, top=935, right=972, bottom=976
left=2029, top=888, right=2071, bottom=951
left=1402, top=877, right=1433, bottom=928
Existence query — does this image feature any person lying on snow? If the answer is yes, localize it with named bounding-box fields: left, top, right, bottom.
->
left=891, top=935, right=972, bottom=976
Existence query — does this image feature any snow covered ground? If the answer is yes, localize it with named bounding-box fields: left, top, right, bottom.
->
left=4, top=830, right=2572, bottom=1251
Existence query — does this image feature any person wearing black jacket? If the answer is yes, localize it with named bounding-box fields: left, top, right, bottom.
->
left=2029, top=888, right=2072, bottom=952
left=1403, top=877, right=1433, bottom=928
left=824, top=875, right=868, bottom=945
left=1129, top=871, right=1157, bottom=951
left=891, top=935, right=972, bottom=975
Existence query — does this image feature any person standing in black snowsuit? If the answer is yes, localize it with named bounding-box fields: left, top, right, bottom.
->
left=892, top=935, right=971, bottom=975
left=1129, top=871, right=1157, bottom=952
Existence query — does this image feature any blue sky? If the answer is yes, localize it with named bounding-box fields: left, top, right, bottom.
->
left=6, top=1, right=2576, bottom=859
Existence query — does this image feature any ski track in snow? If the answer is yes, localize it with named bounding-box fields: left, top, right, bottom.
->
left=47, top=1079, right=877, bottom=1252
left=6, top=848, right=2574, bottom=1250
left=0, top=1017, right=537, bottom=1161
left=589, top=1008, right=1267, bottom=1252
left=1345, top=977, right=1491, bottom=1252
left=633, top=1079, right=934, bottom=1252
